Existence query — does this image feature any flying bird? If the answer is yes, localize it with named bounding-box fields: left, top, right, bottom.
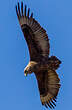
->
left=16, top=2, right=61, bottom=109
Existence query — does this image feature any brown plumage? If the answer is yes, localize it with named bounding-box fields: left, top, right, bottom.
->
left=16, top=2, right=61, bottom=109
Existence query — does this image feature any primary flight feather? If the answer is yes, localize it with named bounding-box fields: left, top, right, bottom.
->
left=16, top=2, right=61, bottom=109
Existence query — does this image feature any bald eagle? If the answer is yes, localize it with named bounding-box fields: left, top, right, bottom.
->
left=16, top=2, right=61, bottom=109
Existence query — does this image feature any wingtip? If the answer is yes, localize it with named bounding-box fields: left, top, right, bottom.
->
left=49, top=101, right=55, bottom=109
left=16, top=2, right=34, bottom=19
left=27, top=8, right=30, bottom=17
left=18, top=2, right=20, bottom=9
left=51, top=99, right=56, bottom=107
left=30, top=12, right=33, bottom=18
left=44, top=103, right=48, bottom=108
left=21, top=1, right=23, bottom=16
left=21, top=1, right=23, bottom=5
left=15, top=5, right=17, bottom=12
left=47, top=103, right=52, bottom=109
left=25, top=4, right=27, bottom=8
left=53, top=97, right=57, bottom=102
left=25, top=4, right=27, bottom=11
left=15, top=4, right=19, bottom=18
left=24, top=5, right=27, bottom=17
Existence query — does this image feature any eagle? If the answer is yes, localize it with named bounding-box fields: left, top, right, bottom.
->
left=16, top=2, right=61, bottom=109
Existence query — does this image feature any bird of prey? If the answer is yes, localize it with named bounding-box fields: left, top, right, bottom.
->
left=16, top=2, right=61, bottom=109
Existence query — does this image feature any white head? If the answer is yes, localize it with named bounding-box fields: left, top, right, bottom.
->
left=24, top=64, right=32, bottom=76
left=24, top=61, right=38, bottom=76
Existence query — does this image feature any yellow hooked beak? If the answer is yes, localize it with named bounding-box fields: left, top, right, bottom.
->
left=24, top=70, right=28, bottom=77
left=24, top=73, right=27, bottom=76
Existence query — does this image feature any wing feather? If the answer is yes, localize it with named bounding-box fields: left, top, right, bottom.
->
left=35, top=69, right=60, bottom=109
left=21, top=2, right=23, bottom=16
left=16, top=2, right=50, bottom=61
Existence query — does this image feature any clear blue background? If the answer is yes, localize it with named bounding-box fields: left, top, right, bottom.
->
left=0, top=0, right=71, bottom=110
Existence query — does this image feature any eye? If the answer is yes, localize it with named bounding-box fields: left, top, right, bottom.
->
left=29, top=67, right=32, bottom=73
left=24, top=70, right=28, bottom=73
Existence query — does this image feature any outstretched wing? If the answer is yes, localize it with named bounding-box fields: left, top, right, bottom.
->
left=16, top=2, right=50, bottom=61
left=35, top=69, right=60, bottom=109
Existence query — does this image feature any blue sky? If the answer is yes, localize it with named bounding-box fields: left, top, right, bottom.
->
left=0, top=0, right=72, bottom=110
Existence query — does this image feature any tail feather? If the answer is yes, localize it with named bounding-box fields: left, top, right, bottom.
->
left=48, top=56, right=61, bottom=70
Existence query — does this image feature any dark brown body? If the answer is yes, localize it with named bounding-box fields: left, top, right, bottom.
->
left=16, top=2, right=61, bottom=109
